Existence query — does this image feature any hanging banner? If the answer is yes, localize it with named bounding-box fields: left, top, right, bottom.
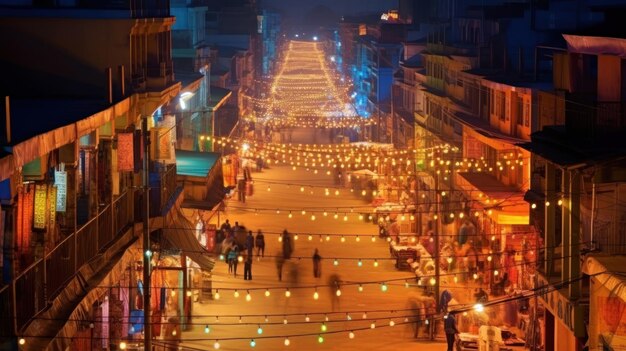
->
left=34, top=184, right=48, bottom=230
left=117, top=133, right=134, bottom=172
left=48, top=185, right=57, bottom=228
left=54, top=171, right=67, bottom=212
left=16, top=185, right=33, bottom=253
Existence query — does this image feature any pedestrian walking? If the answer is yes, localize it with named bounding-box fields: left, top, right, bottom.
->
left=244, top=253, right=253, bottom=280
left=255, top=230, right=265, bottom=257
left=444, top=311, right=460, bottom=351
left=245, top=230, right=254, bottom=257
left=227, top=245, right=239, bottom=277
left=256, top=156, right=263, bottom=172
left=312, top=248, right=322, bottom=278
left=275, top=253, right=285, bottom=281
left=237, top=177, right=246, bottom=203
left=226, top=244, right=237, bottom=275
left=282, top=230, right=292, bottom=259
left=328, top=273, right=341, bottom=312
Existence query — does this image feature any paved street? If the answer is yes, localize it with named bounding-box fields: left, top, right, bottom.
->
left=180, top=149, right=448, bottom=351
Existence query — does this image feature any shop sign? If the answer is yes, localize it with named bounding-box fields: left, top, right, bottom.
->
left=54, top=171, right=67, bottom=212
left=48, top=185, right=57, bottom=227
left=34, top=184, right=48, bottom=229
left=537, top=274, right=585, bottom=336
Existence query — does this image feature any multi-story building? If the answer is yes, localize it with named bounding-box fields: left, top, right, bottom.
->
left=0, top=2, right=215, bottom=351
left=353, top=21, right=405, bottom=142
left=522, top=33, right=626, bottom=351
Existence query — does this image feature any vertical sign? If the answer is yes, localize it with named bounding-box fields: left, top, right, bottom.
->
left=117, top=133, right=134, bottom=171
left=34, top=184, right=48, bottom=229
left=48, top=185, right=57, bottom=228
left=54, top=171, right=67, bottom=212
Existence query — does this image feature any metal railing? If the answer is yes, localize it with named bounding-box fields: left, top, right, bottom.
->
left=11, top=190, right=134, bottom=332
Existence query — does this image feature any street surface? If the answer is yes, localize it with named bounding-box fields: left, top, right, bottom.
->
left=180, top=129, right=448, bottom=350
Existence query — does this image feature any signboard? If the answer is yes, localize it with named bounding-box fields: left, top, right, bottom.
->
left=34, top=184, right=48, bottom=229
left=537, top=274, right=586, bottom=336
left=48, top=185, right=57, bottom=227
left=54, top=171, right=67, bottom=212
left=117, top=133, right=134, bottom=171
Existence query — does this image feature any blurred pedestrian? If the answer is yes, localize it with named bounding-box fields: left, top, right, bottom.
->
left=237, top=176, right=246, bottom=203
left=282, top=230, right=292, bottom=259
left=244, top=253, right=253, bottom=280
left=245, top=230, right=254, bottom=257
left=227, top=244, right=238, bottom=276
left=275, top=252, right=285, bottom=281
left=256, top=156, right=263, bottom=172
left=312, top=248, right=322, bottom=278
left=255, top=230, right=265, bottom=257
left=444, top=311, right=459, bottom=351
left=229, top=245, right=240, bottom=277
left=328, top=273, right=341, bottom=311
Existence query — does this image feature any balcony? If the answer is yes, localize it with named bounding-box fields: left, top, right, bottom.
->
left=149, top=163, right=180, bottom=217
left=146, top=61, right=175, bottom=90
left=7, top=190, right=134, bottom=332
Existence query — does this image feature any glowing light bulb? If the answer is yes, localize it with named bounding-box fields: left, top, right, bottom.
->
left=373, top=260, right=379, bottom=267
left=349, top=331, right=355, bottom=339
left=358, top=284, right=363, bottom=292
left=313, top=291, right=319, bottom=300
left=246, top=291, right=252, bottom=301
left=204, top=325, right=210, bottom=334
left=381, top=283, right=388, bottom=292
left=430, top=277, right=436, bottom=286
left=336, top=289, right=342, bottom=297
left=333, top=259, right=339, bottom=266
left=213, top=341, right=220, bottom=349
left=321, top=323, right=327, bottom=332
left=214, top=291, right=220, bottom=300
left=284, top=338, right=290, bottom=346
left=234, top=290, right=240, bottom=298
left=285, top=289, right=291, bottom=298
left=389, top=320, right=395, bottom=327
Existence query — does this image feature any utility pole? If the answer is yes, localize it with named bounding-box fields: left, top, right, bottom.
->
left=432, top=171, right=441, bottom=340
left=142, top=116, right=152, bottom=351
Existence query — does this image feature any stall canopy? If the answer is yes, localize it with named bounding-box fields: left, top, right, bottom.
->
left=163, top=207, right=215, bottom=271
left=176, top=150, right=226, bottom=210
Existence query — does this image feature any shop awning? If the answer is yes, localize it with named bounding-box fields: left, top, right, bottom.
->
left=176, top=150, right=226, bottom=210
left=163, top=208, right=215, bottom=271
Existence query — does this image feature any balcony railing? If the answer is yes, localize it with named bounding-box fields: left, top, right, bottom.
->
left=149, top=163, right=179, bottom=217
left=10, top=190, right=134, bottom=332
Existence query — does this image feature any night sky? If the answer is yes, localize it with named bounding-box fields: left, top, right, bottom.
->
left=259, top=0, right=398, bottom=25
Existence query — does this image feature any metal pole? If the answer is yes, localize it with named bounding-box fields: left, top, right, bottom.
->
left=433, top=172, right=441, bottom=338
left=142, top=116, right=152, bottom=351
